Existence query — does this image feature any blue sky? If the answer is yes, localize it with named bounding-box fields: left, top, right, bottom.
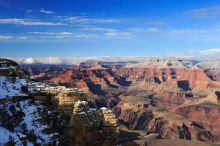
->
left=1, top=0, right=220, bottom=58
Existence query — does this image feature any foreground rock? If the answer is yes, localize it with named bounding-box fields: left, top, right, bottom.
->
left=62, top=100, right=119, bottom=146
left=0, top=59, right=120, bottom=145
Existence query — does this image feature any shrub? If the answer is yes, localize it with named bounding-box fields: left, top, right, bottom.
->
left=27, top=130, right=37, bottom=142
left=21, top=85, right=28, bottom=93
left=5, top=135, right=16, bottom=146
left=167, top=62, right=172, bottom=66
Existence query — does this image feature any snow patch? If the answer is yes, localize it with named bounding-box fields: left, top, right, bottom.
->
left=0, top=76, right=27, bottom=99
left=0, top=100, right=59, bottom=145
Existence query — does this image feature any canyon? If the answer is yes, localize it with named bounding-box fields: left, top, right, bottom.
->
left=21, top=59, right=220, bottom=145
left=0, top=59, right=119, bottom=146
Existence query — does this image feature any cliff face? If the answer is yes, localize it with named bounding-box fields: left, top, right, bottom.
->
left=50, top=70, right=73, bottom=83
left=49, top=65, right=130, bottom=95
left=116, top=103, right=217, bottom=143
left=21, top=64, right=68, bottom=81
left=175, top=105, right=220, bottom=142
left=205, top=69, right=220, bottom=81
left=61, top=100, right=119, bottom=146
left=116, top=68, right=220, bottom=88
left=21, top=65, right=67, bottom=76
left=48, top=64, right=220, bottom=97
left=46, top=65, right=220, bottom=113
left=0, top=59, right=28, bottom=99
left=0, top=59, right=60, bottom=145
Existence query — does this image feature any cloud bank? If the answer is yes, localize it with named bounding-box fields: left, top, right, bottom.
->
left=172, top=48, right=220, bottom=60
left=13, top=56, right=151, bottom=65
left=184, top=6, right=220, bottom=18
left=0, top=18, right=63, bottom=26
left=40, top=9, right=54, bottom=14
left=0, top=35, right=28, bottom=40
left=10, top=48, right=220, bottom=65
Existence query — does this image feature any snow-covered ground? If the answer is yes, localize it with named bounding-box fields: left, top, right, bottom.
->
left=0, top=60, right=59, bottom=145
left=0, top=63, right=17, bottom=69
left=0, top=100, right=59, bottom=145
left=0, top=76, right=28, bottom=99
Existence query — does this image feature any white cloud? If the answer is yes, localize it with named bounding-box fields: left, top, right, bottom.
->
left=161, top=28, right=220, bottom=41
left=40, top=9, right=54, bottom=14
left=173, top=48, right=220, bottom=60
left=166, top=29, right=207, bottom=35
left=128, top=26, right=220, bottom=41
left=81, top=27, right=131, bottom=38
left=0, top=35, right=14, bottom=40
left=184, top=6, right=220, bottom=18
left=23, top=58, right=35, bottom=64
left=36, top=33, right=98, bottom=39
left=0, top=18, right=63, bottom=26
left=26, top=10, right=33, bottom=14
left=67, top=34, right=98, bottom=39
left=201, top=48, right=220, bottom=55
left=0, top=35, right=29, bottom=40
left=81, top=27, right=116, bottom=32
left=19, top=57, right=62, bottom=64
left=29, top=32, right=73, bottom=35
left=130, top=27, right=160, bottom=33
left=128, top=27, right=220, bottom=41
left=14, top=56, right=150, bottom=65
left=19, top=57, right=76, bottom=65
left=28, top=29, right=131, bottom=39
left=16, top=36, right=28, bottom=40
left=63, top=16, right=119, bottom=23
left=38, top=57, right=63, bottom=64
left=105, top=31, right=131, bottom=38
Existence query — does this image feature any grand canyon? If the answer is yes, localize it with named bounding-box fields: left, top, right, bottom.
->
left=2, top=0, right=220, bottom=145
left=17, top=59, right=220, bottom=146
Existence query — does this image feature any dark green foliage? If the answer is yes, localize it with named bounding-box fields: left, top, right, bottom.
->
left=48, top=83, right=58, bottom=87
left=5, top=136, right=16, bottom=146
left=20, top=123, right=28, bottom=135
left=45, top=93, right=53, bottom=106
left=0, top=99, right=60, bottom=145
left=21, top=85, right=28, bottom=93
left=0, top=103, right=24, bottom=131
left=27, top=130, right=37, bottom=142
left=0, top=58, right=18, bottom=68
left=0, top=58, right=27, bottom=79
left=0, top=69, right=25, bottom=78
left=11, top=77, right=16, bottom=84
left=167, top=62, right=172, bottom=66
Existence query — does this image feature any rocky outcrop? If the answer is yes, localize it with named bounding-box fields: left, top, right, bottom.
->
left=61, top=100, right=119, bottom=146
left=116, top=68, right=220, bottom=88
left=174, top=105, right=220, bottom=142
left=100, top=107, right=119, bottom=138
left=50, top=70, right=73, bottom=83
left=72, top=101, right=101, bottom=129
left=21, top=64, right=66, bottom=76
left=0, top=99, right=60, bottom=145
left=117, top=105, right=216, bottom=143
left=0, top=59, right=29, bottom=99
left=55, top=91, right=86, bottom=108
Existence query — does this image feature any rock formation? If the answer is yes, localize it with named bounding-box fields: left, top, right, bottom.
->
left=18, top=59, right=220, bottom=145
left=61, top=100, right=119, bottom=146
